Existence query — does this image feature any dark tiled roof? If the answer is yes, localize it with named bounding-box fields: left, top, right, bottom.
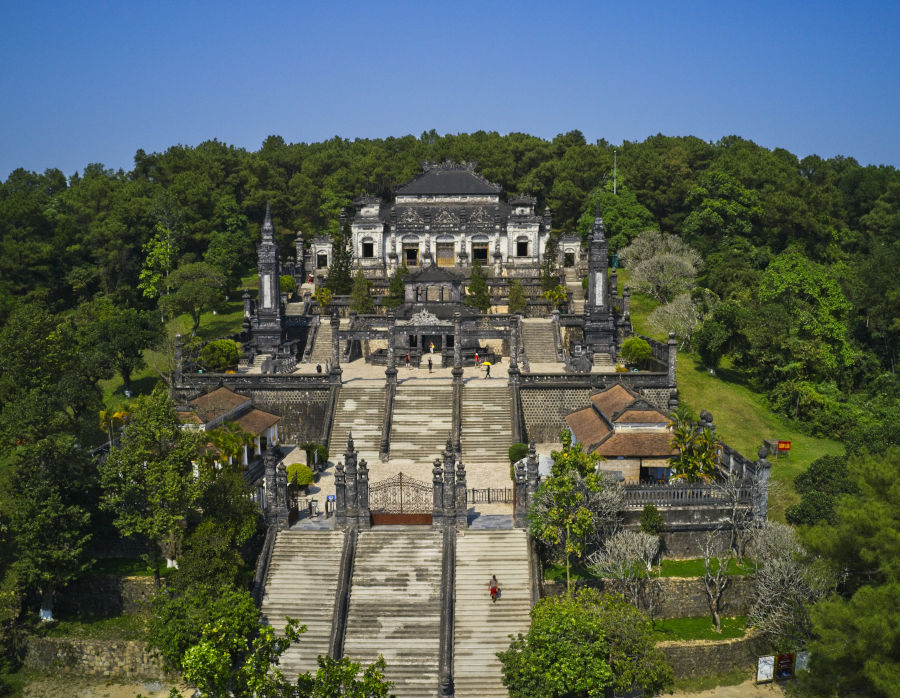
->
left=235, top=409, right=280, bottom=435
left=189, top=387, right=250, bottom=423
left=396, top=162, right=502, bottom=196
left=565, top=407, right=612, bottom=452
left=593, top=432, right=677, bottom=458
left=408, top=265, right=464, bottom=283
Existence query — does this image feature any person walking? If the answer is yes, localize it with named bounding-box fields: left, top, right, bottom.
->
left=489, top=575, right=499, bottom=603
left=429, top=341, right=435, bottom=354
left=427, top=357, right=433, bottom=373
left=485, top=362, right=491, bottom=379
left=474, top=351, right=479, bottom=367
left=405, top=353, right=411, bottom=369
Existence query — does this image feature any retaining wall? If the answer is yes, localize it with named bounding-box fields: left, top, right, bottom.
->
left=58, top=575, right=156, bottom=618
left=659, top=634, right=760, bottom=680
left=24, top=637, right=166, bottom=680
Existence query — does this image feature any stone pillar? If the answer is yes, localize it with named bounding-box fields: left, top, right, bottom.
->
left=526, top=441, right=540, bottom=502
left=753, top=448, right=772, bottom=521
left=455, top=460, right=468, bottom=530
left=357, top=459, right=371, bottom=529
left=667, top=331, right=678, bottom=389
left=331, top=313, right=341, bottom=369
left=432, top=458, right=444, bottom=528
left=274, top=457, right=289, bottom=530
left=334, top=462, right=347, bottom=529
left=174, top=334, right=183, bottom=386
left=610, top=270, right=618, bottom=298
left=386, top=328, right=398, bottom=385
left=513, top=459, right=528, bottom=528
left=344, top=433, right=358, bottom=523
left=264, top=449, right=277, bottom=526
left=510, top=316, right=519, bottom=369
left=442, top=438, right=456, bottom=520
left=452, top=312, right=463, bottom=382
left=623, top=286, right=631, bottom=322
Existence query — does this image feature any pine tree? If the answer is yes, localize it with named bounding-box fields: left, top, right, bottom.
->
left=325, top=219, right=353, bottom=295
left=466, top=261, right=491, bottom=313
left=382, top=265, right=409, bottom=309
left=349, top=269, right=374, bottom=314
left=508, top=278, right=527, bottom=314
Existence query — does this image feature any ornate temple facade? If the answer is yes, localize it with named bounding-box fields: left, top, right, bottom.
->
left=309, top=161, right=552, bottom=279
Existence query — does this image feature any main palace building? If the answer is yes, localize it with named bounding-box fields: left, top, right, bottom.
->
left=309, top=160, right=553, bottom=279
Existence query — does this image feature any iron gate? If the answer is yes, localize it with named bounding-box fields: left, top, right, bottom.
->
left=369, top=472, right=433, bottom=525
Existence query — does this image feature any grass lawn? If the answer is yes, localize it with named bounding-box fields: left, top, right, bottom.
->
left=90, top=557, right=165, bottom=577
left=543, top=562, right=600, bottom=583
left=40, top=612, right=148, bottom=641
left=652, top=615, right=747, bottom=642
left=613, top=272, right=845, bottom=522
left=659, top=557, right=755, bottom=577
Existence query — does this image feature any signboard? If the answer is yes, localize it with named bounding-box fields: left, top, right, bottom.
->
left=796, top=651, right=810, bottom=673
left=757, top=656, right=775, bottom=683
left=775, top=653, right=796, bottom=680
left=777, top=440, right=791, bottom=451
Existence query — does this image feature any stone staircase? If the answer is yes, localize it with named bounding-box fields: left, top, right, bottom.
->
left=245, top=353, right=271, bottom=374
left=328, top=384, right=385, bottom=463
left=593, top=352, right=613, bottom=367
left=521, top=319, right=560, bottom=363
left=454, top=529, right=532, bottom=697
left=461, top=383, right=513, bottom=464
left=343, top=528, right=443, bottom=697
left=260, top=529, right=345, bottom=678
left=307, top=322, right=332, bottom=365
left=389, top=384, right=454, bottom=463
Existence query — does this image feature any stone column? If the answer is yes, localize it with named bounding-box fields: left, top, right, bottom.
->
left=344, top=433, right=358, bottom=523
left=174, top=334, right=183, bottom=386
left=274, top=457, right=289, bottom=530
left=753, top=448, right=772, bottom=521
left=526, top=441, right=540, bottom=503
left=264, top=449, right=277, bottom=526
left=452, top=312, right=463, bottom=385
left=442, top=438, right=456, bottom=520
left=331, top=312, right=341, bottom=369
left=334, top=462, right=347, bottom=529
left=513, top=459, right=528, bottom=528
left=510, top=316, right=519, bottom=369
left=609, top=270, right=618, bottom=298
left=386, top=328, right=398, bottom=385
left=623, top=286, right=631, bottom=322
left=432, top=458, right=444, bottom=528
left=667, top=331, right=678, bottom=389
left=357, top=459, right=371, bottom=529
left=455, top=460, right=468, bottom=530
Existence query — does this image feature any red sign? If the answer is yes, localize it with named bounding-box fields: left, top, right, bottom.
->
left=777, top=441, right=792, bottom=451
left=775, top=653, right=795, bottom=680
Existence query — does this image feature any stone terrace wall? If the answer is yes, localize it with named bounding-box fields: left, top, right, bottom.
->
left=25, top=637, right=166, bottom=680
left=520, top=387, right=590, bottom=442
left=542, top=575, right=756, bottom=619
left=58, top=576, right=156, bottom=618
left=659, top=634, right=760, bottom=680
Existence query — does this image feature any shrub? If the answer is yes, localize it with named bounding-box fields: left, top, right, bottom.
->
left=509, top=442, right=529, bottom=464
left=280, top=275, right=297, bottom=296
left=287, top=463, right=315, bottom=488
left=620, top=337, right=652, bottom=365
left=639, top=504, right=664, bottom=536
left=199, top=339, right=241, bottom=372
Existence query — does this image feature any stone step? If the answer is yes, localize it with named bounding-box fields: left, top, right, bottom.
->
left=328, top=386, right=385, bottom=460
left=260, top=530, right=345, bottom=678
left=521, top=321, right=560, bottom=363
left=389, top=386, right=454, bottom=463
left=454, top=530, right=532, bottom=697
left=461, top=385, right=513, bottom=464
left=308, top=323, right=332, bottom=364
left=344, top=529, right=443, bottom=697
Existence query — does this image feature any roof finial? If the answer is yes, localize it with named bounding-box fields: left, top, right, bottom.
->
left=261, top=201, right=274, bottom=242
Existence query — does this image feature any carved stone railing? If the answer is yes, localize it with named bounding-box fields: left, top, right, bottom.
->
left=622, top=483, right=753, bottom=507
left=250, top=524, right=277, bottom=607
left=518, top=371, right=669, bottom=389
left=437, top=523, right=455, bottom=696
left=328, top=527, right=356, bottom=659
left=465, top=488, right=514, bottom=504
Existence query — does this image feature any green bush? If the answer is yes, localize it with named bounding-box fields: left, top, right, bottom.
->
left=509, top=442, right=529, bottom=464
left=280, top=275, right=298, bottom=296
left=199, top=339, right=241, bottom=372
left=287, top=463, right=315, bottom=488
left=620, top=336, right=652, bottom=365
left=639, top=504, right=664, bottom=535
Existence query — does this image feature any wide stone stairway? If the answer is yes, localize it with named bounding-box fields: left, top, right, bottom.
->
left=343, top=528, right=443, bottom=697
left=389, top=384, right=454, bottom=463
left=521, top=319, right=560, bottom=364
left=328, top=384, right=385, bottom=463
left=454, top=529, right=532, bottom=697
left=461, top=383, right=513, bottom=464
left=260, top=529, right=345, bottom=678
left=307, top=322, right=332, bottom=365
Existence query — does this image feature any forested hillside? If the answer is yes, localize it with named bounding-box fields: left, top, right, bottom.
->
left=1, top=130, right=896, bottom=445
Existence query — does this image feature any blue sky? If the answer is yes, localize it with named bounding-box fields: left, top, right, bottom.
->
left=2, top=0, right=899, bottom=180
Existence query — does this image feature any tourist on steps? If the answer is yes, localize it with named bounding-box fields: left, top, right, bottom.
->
left=428, top=357, right=433, bottom=373
left=489, top=575, right=500, bottom=602
left=485, top=362, right=491, bottom=379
